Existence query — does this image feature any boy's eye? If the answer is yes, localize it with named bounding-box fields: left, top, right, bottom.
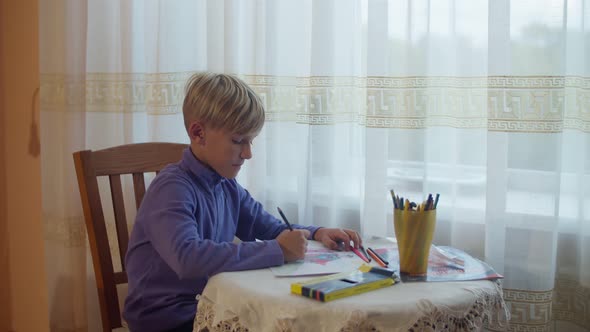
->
left=232, top=138, right=253, bottom=145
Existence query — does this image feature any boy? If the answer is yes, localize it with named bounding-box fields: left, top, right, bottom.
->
left=123, top=73, right=361, bottom=332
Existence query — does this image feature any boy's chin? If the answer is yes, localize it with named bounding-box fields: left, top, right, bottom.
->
left=218, top=169, right=240, bottom=179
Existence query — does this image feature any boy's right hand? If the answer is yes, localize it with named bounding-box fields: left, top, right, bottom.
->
left=276, top=229, right=310, bottom=262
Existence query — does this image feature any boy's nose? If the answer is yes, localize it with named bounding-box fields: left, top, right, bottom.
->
left=241, top=144, right=252, bottom=160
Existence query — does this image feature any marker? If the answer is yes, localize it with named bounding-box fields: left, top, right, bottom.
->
left=276, top=207, right=293, bottom=231
left=390, top=189, right=397, bottom=209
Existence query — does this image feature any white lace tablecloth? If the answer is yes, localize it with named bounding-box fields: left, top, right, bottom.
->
left=193, top=249, right=509, bottom=332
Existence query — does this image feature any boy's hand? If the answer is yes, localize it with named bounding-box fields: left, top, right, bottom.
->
left=313, top=228, right=362, bottom=251
left=276, top=229, right=310, bottom=262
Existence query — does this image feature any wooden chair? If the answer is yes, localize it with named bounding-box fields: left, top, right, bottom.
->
left=73, top=142, right=187, bottom=332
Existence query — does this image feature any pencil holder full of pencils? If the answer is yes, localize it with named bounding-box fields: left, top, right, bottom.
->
left=391, top=191, right=439, bottom=276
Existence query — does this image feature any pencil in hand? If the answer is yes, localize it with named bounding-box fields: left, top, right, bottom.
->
left=276, top=207, right=293, bottom=231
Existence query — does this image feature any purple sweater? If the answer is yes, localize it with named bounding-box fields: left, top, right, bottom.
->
left=123, top=148, right=319, bottom=332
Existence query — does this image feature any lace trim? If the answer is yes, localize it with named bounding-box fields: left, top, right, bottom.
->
left=194, top=301, right=249, bottom=332
left=338, top=310, right=380, bottom=332
left=410, top=284, right=510, bottom=332
left=193, top=282, right=510, bottom=332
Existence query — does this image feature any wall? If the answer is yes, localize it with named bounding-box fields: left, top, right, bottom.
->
left=0, top=0, right=50, bottom=331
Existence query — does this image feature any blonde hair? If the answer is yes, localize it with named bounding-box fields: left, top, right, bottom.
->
left=182, top=72, right=265, bottom=136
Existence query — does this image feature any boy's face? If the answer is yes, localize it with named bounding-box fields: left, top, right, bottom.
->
left=191, top=124, right=255, bottom=179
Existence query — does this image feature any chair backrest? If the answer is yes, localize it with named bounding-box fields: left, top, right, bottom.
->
left=73, top=142, right=186, bottom=331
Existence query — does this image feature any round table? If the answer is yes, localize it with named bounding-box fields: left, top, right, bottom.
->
left=193, top=262, right=509, bottom=331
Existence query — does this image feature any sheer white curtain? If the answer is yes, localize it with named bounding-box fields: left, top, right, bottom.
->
left=40, top=0, right=589, bottom=331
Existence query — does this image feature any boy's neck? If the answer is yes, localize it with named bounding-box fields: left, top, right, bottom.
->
left=188, top=144, right=208, bottom=166
left=188, top=144, right=226, bottom=180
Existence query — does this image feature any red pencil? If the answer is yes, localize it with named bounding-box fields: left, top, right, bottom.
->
left=350, top=246, right=370, bottom=263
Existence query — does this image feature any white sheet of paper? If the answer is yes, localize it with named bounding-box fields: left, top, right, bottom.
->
left=269, top=240, right=365, bottom=277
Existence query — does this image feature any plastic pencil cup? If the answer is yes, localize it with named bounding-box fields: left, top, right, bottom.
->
left=393, top=209, right=436, bottom=276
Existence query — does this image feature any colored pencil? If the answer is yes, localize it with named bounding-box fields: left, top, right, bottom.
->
left=350, top=246, right=370, bottom=263
left=276, top=207, right=293, bottom=231
left=366, top=248, right=387, bottom=267
left=367, top=247, right=389, bottom=265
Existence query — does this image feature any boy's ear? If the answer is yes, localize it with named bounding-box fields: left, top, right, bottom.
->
left=188, top=121, right=206, bottom=144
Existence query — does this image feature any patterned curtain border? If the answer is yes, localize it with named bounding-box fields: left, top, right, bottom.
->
left=503, top=288, right=553, bottom=331
left=43, top=214, right=87, bottom=248
left=40, top=73, right=590, bottom=133
left=503, top=276, right=590, bottom=332
left=553, top=277, right=590, bottom=331
left=43, top=214, right=129, bottom=274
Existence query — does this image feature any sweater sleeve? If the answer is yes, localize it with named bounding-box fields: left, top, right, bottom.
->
left=140, top=175, right=285, bottom=280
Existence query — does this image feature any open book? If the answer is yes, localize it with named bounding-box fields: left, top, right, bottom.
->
left=372, top=244, right=503, bottom=282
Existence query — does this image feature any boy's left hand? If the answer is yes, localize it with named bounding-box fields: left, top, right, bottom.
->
left=313, top=228, right=362, bottom=251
